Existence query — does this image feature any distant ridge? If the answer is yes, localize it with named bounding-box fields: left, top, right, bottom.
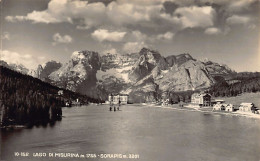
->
left=3, top=48, right=258, bottom=103
left=31, top=48, right=234, bottom=103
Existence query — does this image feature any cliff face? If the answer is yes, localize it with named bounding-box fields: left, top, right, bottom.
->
left=39, top=61, right=62, bottom=81
left=204, top=61, right=234, bottom=75
left=48, top=51, right=104, bottom=99
left=123, top=49, right=216, bottom=102
left=31, top=48, right=234, bottom=102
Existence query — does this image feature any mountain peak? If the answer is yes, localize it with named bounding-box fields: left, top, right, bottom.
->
left=138, top=47, right=162, bottom=64
left=139, top=47, right=158, bottom=55
left=176, top=53, right=194, bottom=60
left=71, top=50, right=99, bottom=61
left=37, top=64, right=43, bottom=70
left=0, top=60, right=29, bottom=74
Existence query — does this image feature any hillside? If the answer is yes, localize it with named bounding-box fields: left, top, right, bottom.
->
left=214, top=92, right=260, bottom=108
left=0, top=66, right=98, bottom=127
left=209, top=74, right=260, bottom=97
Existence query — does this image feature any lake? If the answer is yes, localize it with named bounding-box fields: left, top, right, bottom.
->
left=1, top=105, right=260, bottom=161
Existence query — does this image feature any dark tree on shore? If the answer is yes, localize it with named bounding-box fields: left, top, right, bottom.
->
left=0, top=66, right=97, bottom=127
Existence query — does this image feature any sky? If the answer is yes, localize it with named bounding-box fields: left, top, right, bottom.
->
left=0, top=0, right=259, bottom=72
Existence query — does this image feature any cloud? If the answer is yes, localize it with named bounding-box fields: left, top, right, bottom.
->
left=127, top=30, right=174, bottom=43
left=5, top=13, right=60, bottom=24
left=5, top=0, right=106, bottom=26
left=162, top=1, right=179, bottom=15
left=173, top=6, right=216, bottom=29
left=157, top=32, right=175, bottom=40
left=228, top=0, right=256, bottom=13
left=91, top=29, right=126, bottom=42
left=1, top=32, right=10, bottom=40
left=129, top=30, right=148, bottom=42
left=106, top=2, right=162, bottom=26
left=226, top=15, right=252, bottom=25
left=123, top=41, right=147, bottom=53
left=52, top=33, right=73, bottom=45
left=5, top=0, right=258, bottom=39
left=0, top=50, right=46, bottom=69
left=5, top=0, right=162, bottom=29
left=117, top=0, right=169, bottom=5
left=204, top=27, right=221, bottom=35
left=5, top=16, right=26, bottom=22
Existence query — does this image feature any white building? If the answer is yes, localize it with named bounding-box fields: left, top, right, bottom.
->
left=238, top=103, right=255, bottom=113
left=213, top=103, right=226, bottom=111
left=108, top=94, right=128, bottom=105
left=191, top=93, right=211, bottom=106
left=58, top=90, right=64, bottom=96
left=213, top=103, right=234, bottom=112
left=225, top=104, right=234, bottom=112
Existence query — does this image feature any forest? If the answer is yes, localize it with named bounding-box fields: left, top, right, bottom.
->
left=0, top=66, right=99, bottom=127
left=166, top=72, right=260, bottom=103
left=209, top=74, right=260, bottom=97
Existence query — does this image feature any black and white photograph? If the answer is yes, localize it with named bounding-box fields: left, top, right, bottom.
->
left=0, top=0, right=260, bottom=160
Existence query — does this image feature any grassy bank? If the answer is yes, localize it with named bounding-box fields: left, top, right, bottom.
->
left=214, top=92, right=260, bottom=107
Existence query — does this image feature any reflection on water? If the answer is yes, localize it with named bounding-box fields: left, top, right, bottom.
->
left=1, top=105, right=260, bottom=161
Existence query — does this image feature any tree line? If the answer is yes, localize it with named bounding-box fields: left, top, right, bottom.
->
left=0, top=66, right=99, bottom=127
left=165, top=73, right=260, bottom=103
left=209, top=75, right=260, bottom=97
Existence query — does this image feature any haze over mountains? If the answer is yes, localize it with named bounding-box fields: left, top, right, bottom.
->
left=0, top=48, right=235, bottom=102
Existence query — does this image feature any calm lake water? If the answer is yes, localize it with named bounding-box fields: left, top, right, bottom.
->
left=1, top=105, right=260, bottom=161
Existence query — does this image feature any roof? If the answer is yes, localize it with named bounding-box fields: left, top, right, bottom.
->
left=201, top=93, right=211, bottom=97
left=240, top=103, right=254, bottom=106
left=192, top=93, right=211, bottom=97
left=191, top=93, right=200, bottom=97
left=226, top=104, right=233, bottom=107
left=215, top=99, right=225, bottom=102
left=119, top=94, right=129, bottom=96
left=109, top=93, right=129, bottom=96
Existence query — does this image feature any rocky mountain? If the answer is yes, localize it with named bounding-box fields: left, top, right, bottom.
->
left=0, top=60, right=29, bottom=74
left=30, top=65, right=43, bottom=78
left=31, top=48, right=233, bottom=103
left=203, top=61, right=234, bottom=75
left=48, top=51, right=103, bottom=99
left=36, top=61, right=62, bottom=81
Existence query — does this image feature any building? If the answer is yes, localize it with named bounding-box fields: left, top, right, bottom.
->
left=213, top=103, right=226, bottom=111
left=191, top=93, right=211, bottom=106
left=108, top=94, right=129, bottom=105
left=58, top=90, right=64, bottom=96
left=225, top=104, right=234, bottom=112
left=238, top=103, right=255, bottom=113
left=213, top=103, right=234, bottom=112
left=211, top=100, right=225, bottom=106
left=216, top=100, right=225, bottom=104
left=162, top=99, right=170, bottom=106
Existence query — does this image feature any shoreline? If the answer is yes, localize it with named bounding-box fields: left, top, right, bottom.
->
left=2, top=103, right=260, bottom=129
left=135, top=103, right=260, bottom=120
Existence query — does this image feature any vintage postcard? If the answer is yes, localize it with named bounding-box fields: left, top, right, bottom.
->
left=0, top=0, right=260, bottom=161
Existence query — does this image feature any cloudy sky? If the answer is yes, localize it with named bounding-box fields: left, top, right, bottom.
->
left=0, top=0, right=259, bottom=72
